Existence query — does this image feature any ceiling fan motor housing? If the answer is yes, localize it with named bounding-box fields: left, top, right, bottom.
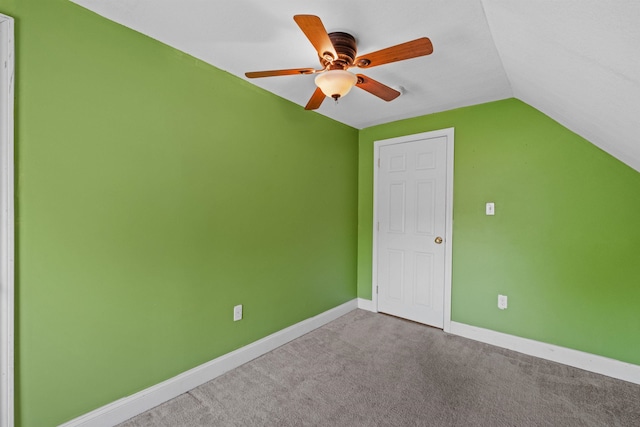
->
left=321, top=32, right=357, bottom=70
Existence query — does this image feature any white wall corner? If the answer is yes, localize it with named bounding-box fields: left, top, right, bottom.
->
left=60, top=299, right=358, bottom=427
left=449, top=321, right=640, bottom=386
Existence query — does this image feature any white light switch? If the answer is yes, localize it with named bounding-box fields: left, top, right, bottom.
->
left=486, top=202, right=495, bottom=215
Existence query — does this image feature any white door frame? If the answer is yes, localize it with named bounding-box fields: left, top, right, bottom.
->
left=372, top=128, right=454, bottom=332
left=0, top=13, right=15, bottom=427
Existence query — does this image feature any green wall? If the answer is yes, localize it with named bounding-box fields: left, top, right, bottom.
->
left=3, top=1, right=358, bottom=425
left=358, top=99, right=640, bottom=366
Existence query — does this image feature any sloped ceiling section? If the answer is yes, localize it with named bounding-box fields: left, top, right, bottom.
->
left=70, top=0, right=640, bottom=172
left=482, top=1, right=640, bottom=172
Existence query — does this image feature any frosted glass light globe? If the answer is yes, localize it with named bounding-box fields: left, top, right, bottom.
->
left=315, top=70, right=358, bottom=100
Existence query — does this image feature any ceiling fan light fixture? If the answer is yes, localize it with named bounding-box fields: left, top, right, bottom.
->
left=246, top=15, right=433, bottom=110
left=315, top=70, right=357, bottom=100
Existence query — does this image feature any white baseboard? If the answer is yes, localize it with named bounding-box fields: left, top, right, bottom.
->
left=357, top=298, right=375, bottom=312
left=60, top=299, right=358, bottom=427
left=449, top=321, right=640, bottom=385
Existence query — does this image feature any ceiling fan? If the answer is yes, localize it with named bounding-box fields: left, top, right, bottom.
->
left=245, top=15, right=433, bottom=110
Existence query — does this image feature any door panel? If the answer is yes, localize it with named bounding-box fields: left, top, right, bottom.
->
left=388, top=183, right=406, bottom=233
left=416, top=180, right=435, bottom=234
left=387, top=250, right=404, bottom=301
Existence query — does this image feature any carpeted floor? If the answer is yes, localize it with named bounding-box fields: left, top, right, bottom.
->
left=119, top=309, right=640, bottom=426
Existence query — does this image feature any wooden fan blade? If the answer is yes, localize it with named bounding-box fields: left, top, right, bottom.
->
left=355, top=37, right=433, bottom=68
left=356, top=74, right=401, bottom=101
left=305, top=87, right=326, bottom=110
left=293, top=15, right=338, bottom=62
left=245, top=68, right=316, bottom=78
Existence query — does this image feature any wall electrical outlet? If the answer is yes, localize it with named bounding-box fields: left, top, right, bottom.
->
left=233, top=304, right=243, bottom=321
left=498, top=295, right=508, bottom=310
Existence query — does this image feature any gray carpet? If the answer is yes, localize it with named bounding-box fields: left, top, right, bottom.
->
left=119, top=310, right=640, bottom=426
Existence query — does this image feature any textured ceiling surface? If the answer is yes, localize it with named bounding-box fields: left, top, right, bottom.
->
left=483, top=1, right=640, bottom=172
left=70, top=0, right=640, bottom=172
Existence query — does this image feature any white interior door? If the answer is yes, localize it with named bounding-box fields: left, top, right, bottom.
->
left=374, top=130, right=452, bottom=328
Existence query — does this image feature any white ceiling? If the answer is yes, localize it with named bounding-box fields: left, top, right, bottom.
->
left=70, top=0, right=640, bottom=172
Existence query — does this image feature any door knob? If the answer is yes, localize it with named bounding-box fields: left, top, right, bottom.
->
left=435, top=236, right=443, bottom=244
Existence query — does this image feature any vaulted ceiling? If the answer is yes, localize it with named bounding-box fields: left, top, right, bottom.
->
left=70, top=0, right=640, bottom=172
